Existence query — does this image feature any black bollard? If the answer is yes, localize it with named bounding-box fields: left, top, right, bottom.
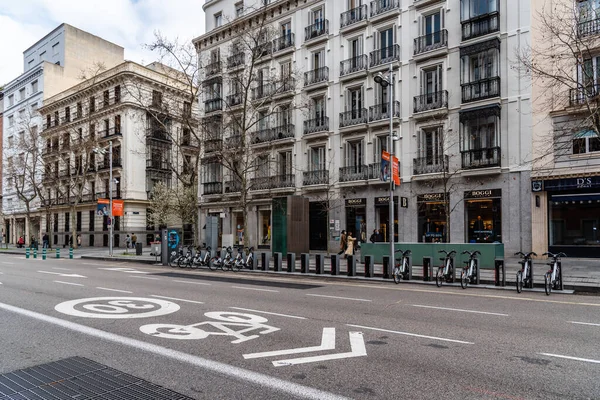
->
left=557, top=261, right=563, bottom=290
left=301, top=253, right=310, bottom=273
left=261, top=252, right=270, bottom=271
left=383, top=256, right=392, bottom=279
left=423, top=256, right=431, bottom=281
left=330, top=254, right=340, bottom=276
left=347, top=255, right=356, bottom=277
left=273, top=252, right=282, bottom=272
left=364, top=255, right=374, bottom=278
left=315, top=254, right=324, bottom=274
left=494, top=259, right=505, bottom=287
left=287, top=252, right=296, bottom=273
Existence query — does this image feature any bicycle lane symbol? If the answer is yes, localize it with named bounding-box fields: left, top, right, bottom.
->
left=54, top=297, right=180, bottom=319
left=139, top=312, right=280, bottom=344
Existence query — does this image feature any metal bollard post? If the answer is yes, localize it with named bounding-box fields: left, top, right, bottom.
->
left=69, top=247, right=73, bottom=259
left=260, top=253, right=267, bottom=271
left=42, top=248, right=47, bottom=260
left=364, top=255, right=374, bottom=278
left=315, top=254, right=324, bottom=274
left=33, top=248, right=37, bottom=259
left=287, top=252, right=296, bottom=273
left=347, top=255, right=356, bottom=277
left=301, top=253, right=310, bottom=273
left=494, top=259, right=505, bottom=287
left=406, top=255, right=413, bottom=280
left=330, top=254, right=340, bottom=276
left=26, top=248, right=30, bottom=259
left=422, top=257, right=431, bottom=281
left=474, top=258, right=480, bottom=285
left=383, top=256, right=392, bottom=279
left=273, top=252, right=282, bottom=272
left=557, top=261, right=563, bottom=291
left=56, top=248, right=60, bottom=258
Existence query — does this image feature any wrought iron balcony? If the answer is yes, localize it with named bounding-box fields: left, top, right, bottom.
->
left=370, top=0, right=400, bottom=17
left=205, top=60, right=222, bottom=77
left=461, top=77, right=500, bottom=103
left=303, top=170, right=329, bottom=186
left=250, top=174, right=295, bottom=190
left=305, top=19, right=329, bottom=41
left=203, top=182, right=223, bottom=195
left=204, top=138, right=223, bottom=153
left=369, top=101, right=400, bottom=122
left=252, top=124, right=295, bottom=144
left=414, top=30, right=448, bottom=55
left=370, top=44, right=400, bottom=67
left=228, top=134, right=243, bottom=148
left=461, top=12, right=499, bottom=41
left=413, top=155, right=448, bottom=175
left=95, top=190, right=118, bottom=200
left=204, top=98, right=223, bottom=113
left=339, top=165, right=369, bottom=182
left=461, top=147, right=501, bottom=169
left=413, top=90, right=448, bottom=113
left=340, top=55, right=368, bottom=77
left=227, top=52, right=245, bottom=69
left=146, top=159, right=171, bottom=171
left=251, top=176, right=271, bottom=191
left=99, top=127, right=123, bottom=139
left=273, top=33, right=295, bottom=52
left=304, top=66, right=329, bottom=87
left=339, top=108, right=368, bottom=128
left=251, top=84, right=275, bottom=101
left=255, top=41, right=273, bottom=58
left=341, top=5, right=367, bottom=28
left=225, top=179, right=242, bottom=193
left=146, top=128, right=171, bottom=142
left=303, top=116, right=329, bottom=134
left=274, top=78, right=295, bottom=94
left=579, top=17, right=600, bottom=37
left=367, top=163, right=382, bottom=180
left=570, top=85, right=600, bottom=106
left=226, top=93, right=244, bottom=107
left=99, top=158, right=123, bottom=171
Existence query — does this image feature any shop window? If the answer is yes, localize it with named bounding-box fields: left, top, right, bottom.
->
left=549, top=194, right=600, bottom=247
left=259, top=210, right=271, bottom=247
left=465, top=189, right=502, bottom=243
left=417, top=193, right=448, bottom=242
left=345, top=198, right=367, bottom=243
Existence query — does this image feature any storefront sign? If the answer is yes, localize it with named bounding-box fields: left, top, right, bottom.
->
left=400, top=197, right=408, bottom=208
left=417, top=193, right=447, bottom=202
left=539, top=176, right=600, bottom=191
left=345, top=198, right=366, bottom=207
left=464, top=189, right=501, bottom=199
left=374, top=196, right=398, bottom=206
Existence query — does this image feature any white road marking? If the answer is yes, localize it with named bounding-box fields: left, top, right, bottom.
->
left=229, top=307, right=306, bottom=320
left=539, top=353, right=600, bottom=364
left=52, top=267, right=71, bottom=271
left=244, top=328, right=335, bottom=359
left=273, top=332, right=367, bottom=367
left=96, top=287, right=133, bottom=294
left=83, top=263, right=112, bottom=267
left=569, top=321, right=600, bottom=327
left=38, top=271, right=86, bottom=278
left=306, top=294, right=371, bottom=302
left=0, top=282, right=3, bottom=285
left=54, top=281, right=85, bottom=287
left=231, top=286, right=279, bottom=293
left=1, top=262, right=14, bottom=265
left=346, top=324, right=474, bottom=345
left=99, top=267, right=150, bottom=274
left=54, top=297, right=180, bottom=319
left=173, top=280, right=212, bottom=286
left=132, top=276, right=160, bottom=280
left=0, top=272, right=3, bottom=274
left=410, top=304, right=508, bottom=317
left=0, top=301, right=348, bottom=400
left=151, top=295, right=204, bottom=305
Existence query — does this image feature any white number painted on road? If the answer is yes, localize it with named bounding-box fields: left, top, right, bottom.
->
left=55, top=297, right=180, bottom=319
left=140, top=311, right=280, bottom=343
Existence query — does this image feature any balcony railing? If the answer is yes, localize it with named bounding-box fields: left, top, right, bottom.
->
left=99, top=158, right=123, bottom=171
left=341, top=5, right=367, bottom=28
left=339, top=108, right=368, bottom=128
left=227, top=93, right=244, bottom=107
left=340, top=55, right=368, bottom=76
left=413, top=90, right=448, bottom=113
left=252, top=124, right=295, bottom=144
left=95, top=190, right=118, bottom=200
left=370, top=44, right=400, bottom=67
left=461, top=12, right=499, bottom=41
left=203, top=182, right=223, bottom=195
left=250, top=174, right=295, bottom=190
left=303, top=116, right=329, bottom=134
left=255, top=41, right=273, bottom=58
left=99, top=127, right=123, bottom=139
left=204, top=98, right=223, bottom=113
left=204, top=138, right=223, bottom=153
left=413, top=155, right=448, bottom=175
left=275, top=77, right=295, bottom=94
left=146, top=159, right=171, bottom=170
left=414, top=29, right=448, bottom=55
left=367, top=163, right=382, bottom=180
left=305, top=19, right=329, bottom=41
left=579, top=17, right=600, bottom=37
left=369, top=101, right=400, bottom=122
left=227, top=52, right=245, bottom=69
left=251, top=84, right=275, bottom=101
left=304, top=66, right=329, bottom=87
left=461, top=77, right=500, bottom=103
left=303, top=170, right=329, bottom=186
left=146, top=128, right=171, bottom=142
left=225, top=180, right=242, bottom=193
left=461, top=147, right=501, bottom=169
left=339, top=165, right=368, bottom=182
left=570, top=85, right=600, bottom=106
left=273, top=33, right=295, bottom=52
left=205, top=60, right=222, bottom=77
left=370, top=0, right=400, bottom=17
left=228, top=134, right=243, bottom=148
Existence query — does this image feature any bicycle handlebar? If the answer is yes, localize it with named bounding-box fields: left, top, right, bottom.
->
left=394, top=249, right=411, bottom=256
left=515, top=251, right=537, bottom=258
left=461, top=250, right=481, bottom=257
left=438, top=250, right=456, bottom=257
left=542, top=251, right=566, bottom=259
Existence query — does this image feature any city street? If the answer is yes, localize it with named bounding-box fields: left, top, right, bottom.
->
left=0, top=255, right=599, bottom=399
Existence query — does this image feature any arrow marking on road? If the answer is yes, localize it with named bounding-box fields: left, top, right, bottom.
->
left=273, top=332, right=366, bottom=367
left=244, top=328, right=336, bottom=360
left=38, top=271, right=86, bottom=278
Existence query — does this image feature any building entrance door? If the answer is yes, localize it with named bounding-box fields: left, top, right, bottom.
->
left=309, top=202, right=328, bottom=251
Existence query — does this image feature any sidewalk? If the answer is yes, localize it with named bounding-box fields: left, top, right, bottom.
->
left=1, top=245, right=598, bottom=294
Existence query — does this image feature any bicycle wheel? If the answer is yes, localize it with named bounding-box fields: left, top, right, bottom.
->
left=208, top=257, right=217, bottom=271
left=435, top=267, right=444, bottom=287
left=221, top=261, right=229, bottom=272
left=460, top=269, right=468, bottom=289
left=177, top=258, right=185, bottom=268
left=232, top=260, right=241, bottom=272
left=516, top=271, right=523, bottom=293
left=169, top=254, right=178, bottom=268
left=544, top=272, right=552, bottom=296
left=393, top=265, right=401, bottom=284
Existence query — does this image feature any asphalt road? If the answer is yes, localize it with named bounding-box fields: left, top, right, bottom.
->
left=0, top=255, right=599, bottom=400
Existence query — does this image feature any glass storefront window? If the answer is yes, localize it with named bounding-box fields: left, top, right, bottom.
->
left=549, top=195, right=600, bottom=247
left=465, top=190, right=501, bottom=243
left=417, top=193, right=448, bottom=243
left=345, top=199, right=367, bottom=243
left=235, top=213, right=244, bottom=245
left=374, top=196, right=398, bottom=242
left=259, top=210, right=271, bottom=248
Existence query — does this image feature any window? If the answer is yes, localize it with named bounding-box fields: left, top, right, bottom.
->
left=31, top=80, right=38, bottom=93
left=280, top=60, right=292, bottom=79
left=52, top=43, right=59, bottom=56
left=103, top=119, right=109, bottom=135
left=348, top=36, right=363, bottom=59
left=310, top=6, right=324, bottom=25
left=8, top=94, right=14, bottom=106
left=18, top=109, right=25, bottom=120
left=215, top=12, right=223, bottom=27
left=46, top=114, right=51, bottom=128
left=65, top=106, right=70, bottom=122
left=278, top=151, right=292, bottom=176
left=19, top=88, right=26, bottom=101
left=152, top=90, right=163, bottom=107
left=89, top=96, right=95, bottom=113
left=89, top=123, right=95, bottom=138
left=31, top=103, right=38, bottom=111
left=183, top=101, right=192, bottom=118
left=8, top=136, right=13, bottom=147
left=54, top=110, right=59, bottom=126
left=379, top=27, right=394, bottom=50
left=89, top=210, right=95, bottom=231
left=115, top=115, right=121, bottom=134
left=420, top=64, right=443, bottom=96
left=460, top=108, right=500, bottom=168
left=311, top=49, right=325, bottom=70
left=78, top=128, right=83, bottom=139
left=312, top=96, right=326, bottom=121
left=373, top=135, right=389, bottom=163
left=418, top=126, right=444, bottom=165
left=114, top=85, right=121, bottom=103
left=255, top=155, right=270, bottom=178
left=235, top=2, right=244, bottom=17
left=309, top=146, right=326, bottom=171
left=28, top=59, right=34, bottom=68
left=77, top=102, right=82, bottom=118
left=281, top=21, right=291, bottom=38
left=103, top=90, right=109, bottom=107
left=344, top=139, right=364, bottom=167
left=460, top=0, right=498, bottom=20
left=65, top=212, right=71, bottom=233
left=573, top=130, right=600, bottom=154
left=40, top=51, right=46, bottom=60
left=8, top=115, right=14, bottom=127
left=422, top=9, right=444, bottom=45
left=346, top=86, right=363, bottom=113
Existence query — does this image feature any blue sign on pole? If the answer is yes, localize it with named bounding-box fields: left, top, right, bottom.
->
left=168, top=230, right=179, bottom=249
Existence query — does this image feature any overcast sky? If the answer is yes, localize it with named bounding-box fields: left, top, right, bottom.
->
left=0, top=0, right=206, bottom=86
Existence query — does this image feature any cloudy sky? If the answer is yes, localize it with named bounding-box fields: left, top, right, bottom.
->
left=0, top=0, right=206, bottom=85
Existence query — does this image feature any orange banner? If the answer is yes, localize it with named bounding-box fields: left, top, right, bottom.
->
left=392, top=156, right=400, bottom=186
left=112, top=199, right=124, bottom=217
left=97, top=198, right=124, bottom=217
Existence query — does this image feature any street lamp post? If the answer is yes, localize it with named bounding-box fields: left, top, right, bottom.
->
left=374, top=64, right=395, bottom=268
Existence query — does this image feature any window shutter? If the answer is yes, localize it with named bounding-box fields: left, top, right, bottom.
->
left=344, top=141, right=349, bottom=167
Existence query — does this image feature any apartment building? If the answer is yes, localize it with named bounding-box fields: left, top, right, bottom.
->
left=195, top=0, right=532, bottom=254
left=530, top=0, right=600, bottom=258
left=2, top=24, right=124, bottom=244
left=38, top=61, right=198, bottom=248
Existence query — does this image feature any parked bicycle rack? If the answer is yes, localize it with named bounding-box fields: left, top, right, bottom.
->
left=347, top=255, right=356, bottom=276
left=494, top=259, right=505, bottom=287
left=364, top=255, right=374, bottom=278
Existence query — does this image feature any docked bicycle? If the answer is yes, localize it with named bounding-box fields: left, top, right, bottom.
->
left=393, top=249, right=411, bottom=284
left=542, top=252, right=566, bottom=296
left=515, top=251, right=537, bottom=293
left=436, top=250, right=457, bottom=287
left=460, top=250, right=480, bottom=289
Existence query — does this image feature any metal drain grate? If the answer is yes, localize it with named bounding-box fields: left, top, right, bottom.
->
left=0, top=356, right=195, bottom=399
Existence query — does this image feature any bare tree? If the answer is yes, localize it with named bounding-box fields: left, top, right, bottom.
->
left=148, top=181, right=175, bottom=229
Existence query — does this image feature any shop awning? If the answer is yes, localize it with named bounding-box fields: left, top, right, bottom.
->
left=551, top=193, right=600, bottom=202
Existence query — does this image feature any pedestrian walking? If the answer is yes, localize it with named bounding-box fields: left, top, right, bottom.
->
left=345, top=232, right=357, bottom=258
left=42, top=233, right=49, bottom=249
left=126, top=234, right=131, bottom=249
left=77, top=234, right=81, bottom=247
left=338, top=230, right=347, bottom=255
left=131, top=233, right=137, bottom=248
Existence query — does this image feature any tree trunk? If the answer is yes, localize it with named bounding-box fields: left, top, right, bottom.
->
left=71, top=205, right=77, bottom=249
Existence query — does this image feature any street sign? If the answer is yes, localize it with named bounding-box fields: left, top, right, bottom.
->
left=400, top=197, right=408, bottom=208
